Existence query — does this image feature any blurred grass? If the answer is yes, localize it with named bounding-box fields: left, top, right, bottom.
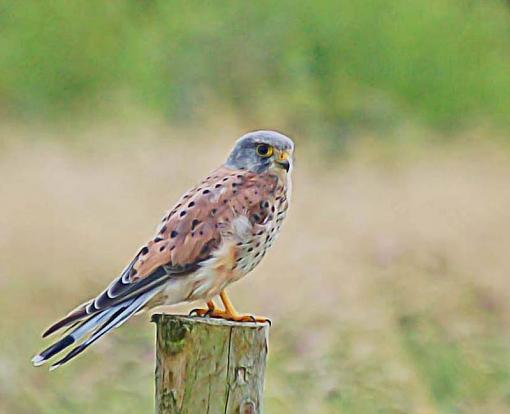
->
left=0, top=0, right=509, bottom=141
left=1, top=124, right=510, bottom=413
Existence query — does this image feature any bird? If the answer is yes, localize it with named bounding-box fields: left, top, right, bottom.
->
left=32, top=130, right=294, bottom=370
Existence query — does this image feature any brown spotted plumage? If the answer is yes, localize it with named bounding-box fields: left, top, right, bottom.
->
left=33, top=130, right=294, bottom=369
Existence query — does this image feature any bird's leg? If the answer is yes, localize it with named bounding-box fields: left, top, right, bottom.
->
left=207, top=290, right=271, bottom=324
left=219, top=290, right=242, bottom=318
left=189, top=300, right=216, bottom=317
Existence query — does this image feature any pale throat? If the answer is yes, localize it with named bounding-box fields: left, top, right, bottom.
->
left=270, top=166, right=292, bottom=197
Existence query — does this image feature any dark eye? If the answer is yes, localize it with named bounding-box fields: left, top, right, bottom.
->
left=256, top=144, right=273, bottom=158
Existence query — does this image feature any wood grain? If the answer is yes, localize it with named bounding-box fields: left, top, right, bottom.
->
left=152, top=314, right=269, bottom=414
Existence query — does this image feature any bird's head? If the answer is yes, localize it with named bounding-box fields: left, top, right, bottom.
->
left=225, top=130, right=294, bottom=174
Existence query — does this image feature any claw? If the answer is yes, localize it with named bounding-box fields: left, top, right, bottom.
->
left=208, top=311, right=271, bottom=324
left=189, top=295, right=270, bottom=324
left=189, top=308, right=211, bottom=318
left=189, top=300, right=216, bottom=318
left=215, top=290, right=271, bottom=324
left=242, top=315, right=271, bottom=325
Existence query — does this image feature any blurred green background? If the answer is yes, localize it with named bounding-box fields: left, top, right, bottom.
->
left=1, top=1, right=510, bottom=413
left=1, top=0, right=509, bottom=135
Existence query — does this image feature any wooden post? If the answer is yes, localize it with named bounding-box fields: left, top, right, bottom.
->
left=152, top=314, right=269, bottom=414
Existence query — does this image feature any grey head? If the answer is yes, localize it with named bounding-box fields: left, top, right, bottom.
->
left=225, top=130, right=295, bottom=174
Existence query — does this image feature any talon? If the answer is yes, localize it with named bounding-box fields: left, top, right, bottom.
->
left=237, top=314, right=257, bottom=323
left=241, top=315, right=271, bottom=324
left=213, top=290, right=271, bottom=324
left=188, top=308, right=210, bottom=317
left=208, top=311, right=270, bottom=324
left=189, top=300, right=216, bottom=318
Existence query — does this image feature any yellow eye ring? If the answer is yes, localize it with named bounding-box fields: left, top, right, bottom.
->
left=256, top=144, right=273, bottom=158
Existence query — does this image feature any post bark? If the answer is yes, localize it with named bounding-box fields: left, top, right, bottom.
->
left=152, top=314, right=269, bottom=414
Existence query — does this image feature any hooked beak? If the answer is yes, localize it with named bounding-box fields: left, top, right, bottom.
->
left=274, top=150, right=291, bottom=172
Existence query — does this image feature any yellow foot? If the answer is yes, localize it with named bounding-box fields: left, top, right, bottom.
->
left=189, top=300, right=216, bottom=317
left=216, top=289, right=271, bottom=324
left=206, top=310, right=271, bottom=324
left=188, top=308, right=211, bottom=317
left=191, top=291, right=271, bottom=324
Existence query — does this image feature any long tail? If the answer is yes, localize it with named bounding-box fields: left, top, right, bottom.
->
left=32, top=289, right=158, bottom=370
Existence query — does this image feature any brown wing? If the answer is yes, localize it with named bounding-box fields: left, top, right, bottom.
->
left=135, top=166, right=280, bottom=276
left=44, top=166, right=279, bottom=337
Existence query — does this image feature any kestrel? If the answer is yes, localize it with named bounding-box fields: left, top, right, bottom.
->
left=33, top=130, right=294, bottom=370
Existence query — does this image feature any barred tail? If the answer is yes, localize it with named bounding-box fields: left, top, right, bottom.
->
left=32, top=289, right=157, bottom=370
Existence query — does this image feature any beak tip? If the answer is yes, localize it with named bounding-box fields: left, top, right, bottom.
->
left=277, top=160, right=290, bottom=172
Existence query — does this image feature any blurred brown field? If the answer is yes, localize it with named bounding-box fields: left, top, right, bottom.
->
left=1, top=122, right=510, bottom=413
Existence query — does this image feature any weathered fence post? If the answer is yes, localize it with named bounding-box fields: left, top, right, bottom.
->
left=152, top=314, right=269, bottom=414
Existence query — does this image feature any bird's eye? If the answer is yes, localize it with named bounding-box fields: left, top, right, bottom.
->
left=256, top=144, right=273, bottom=158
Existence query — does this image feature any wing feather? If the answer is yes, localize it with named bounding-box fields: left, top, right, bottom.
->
left=43, top=166, right=279, bottom=337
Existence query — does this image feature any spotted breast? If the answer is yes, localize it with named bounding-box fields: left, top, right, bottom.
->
left=149, top=166, right=291, bottom=305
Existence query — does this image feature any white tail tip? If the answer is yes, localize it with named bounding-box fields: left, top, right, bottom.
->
left=31, top=354, right=46, bottom=367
